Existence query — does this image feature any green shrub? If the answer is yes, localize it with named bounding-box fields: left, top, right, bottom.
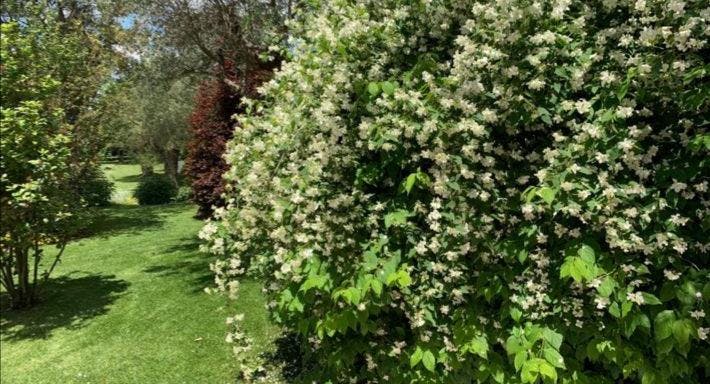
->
left=134, top=174, right=176, bottom=205
left=172, top=185, right=193, bottom=203
left=75, top=166, right=114, bottom=207
left=202, top=1, right=709, bottom=383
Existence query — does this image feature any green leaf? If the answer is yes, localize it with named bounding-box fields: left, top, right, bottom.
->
left=543, top=347, right=565, bottom=369
left=542, top=328, right=563, bottom=350
left=368, top=82, right=380, bottom=96
left=596, top=277, right=617, bottom=297
left=288, top=295, right=304, bottom=312
left=538, top=360, right=557, bottom=381
left=506, top=335, right=527, bottom=354
left=514, top=351, right=527, bottom=372
left=384, top=209, right=411, bottom=228
left=577, top=244, right=595, bottom=262
left=396, top=269, right=412, bottom=287
left=468, top=336, right=488, bottom=359
left=609, top=302, right=621, bottom=318
left=520, top=360, right=539, bottom=383
left=672, top=319, right=692, bottom=346
left=641, top=292, right=662, bottom=305
left=621, top=301, right=632, bottom=318
left=422, top=350, right=436, bottom=372
left=300, top=275, right=327, bottom=292
left=510, top=307, right=523, bottom=322
left=537, top=187, right=556, bottom=205
left=370, top=279, right=383, bottom=296
left=381, top=81, right=396, bottom=95
left=560, top=256, right=596, bottom=283
left=410, top=346, right=423, bottom=367
left=654, top=310, right=675, bottom=342
left=404, top=173, right=417, bottom=194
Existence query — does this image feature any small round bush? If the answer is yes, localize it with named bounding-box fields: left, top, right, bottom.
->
left=133, top=174, right=177, bottom=205
left=203, top=1, right=709, bottom=383
left=75, top=166, right=114, bottom=207
left=172, top=185, right=193, bottom=203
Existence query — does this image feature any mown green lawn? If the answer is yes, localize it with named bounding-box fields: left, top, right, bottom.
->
left=0, top=165, right=280, bottom=384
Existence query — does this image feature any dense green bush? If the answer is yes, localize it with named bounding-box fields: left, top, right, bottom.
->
left=172, top=185, right=193, bottom=203
left=1, top=19, right=90, bottom=308
left=202, top=1, right=709, bottom=383
left=134, top=174, right=177, bottom=205
left=75, top=166, right=115, bottom=207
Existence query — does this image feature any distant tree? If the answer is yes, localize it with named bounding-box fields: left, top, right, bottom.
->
left=100, top=64, right=197, bottom=185
left=140, top=0, right=294, bottom=217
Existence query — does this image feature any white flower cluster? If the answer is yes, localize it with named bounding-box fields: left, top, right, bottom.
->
left=200, top=0, right=709, bottom=382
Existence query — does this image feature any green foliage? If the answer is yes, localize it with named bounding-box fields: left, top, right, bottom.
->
left=203, top=0, right=710, bottom=382
left=133, top=174, right=177, bottom=205
left=0, top=20, right=84, bottom=308
left=75, top=166, right=115, bottom=207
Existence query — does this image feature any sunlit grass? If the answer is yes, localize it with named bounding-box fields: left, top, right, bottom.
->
left=0, top=166, right=281, bottom=384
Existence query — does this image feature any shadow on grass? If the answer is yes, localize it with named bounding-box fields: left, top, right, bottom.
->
left=0, top=272, right=129, bottom=341
left=115, top=174, right=143, bottom=184
left=142, top=237, right=213, bottom=293
left=75, top=205, right=165, bottom=239
left=256, top=332, right=312, bottom=383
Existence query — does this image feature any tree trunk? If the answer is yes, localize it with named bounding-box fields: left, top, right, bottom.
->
left=164, top=148, right=180, bottom=187
left=141, top=164, right=154, bottom=177
left=13, top=248, right=31, bottom=308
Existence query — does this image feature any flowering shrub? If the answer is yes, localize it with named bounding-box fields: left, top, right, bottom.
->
left=202, top=1, right=709, bottom=382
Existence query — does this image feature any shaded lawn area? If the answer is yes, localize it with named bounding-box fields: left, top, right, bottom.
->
left=0, top=203, right=280, bottom=384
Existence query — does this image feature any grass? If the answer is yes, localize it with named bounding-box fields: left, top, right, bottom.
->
left=0, top=164, right=281, bottom=384
left=101, top=163, right=165, bottom=204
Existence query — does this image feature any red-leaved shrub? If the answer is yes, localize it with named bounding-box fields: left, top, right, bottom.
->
left=184, top=62, right=274, bottom=218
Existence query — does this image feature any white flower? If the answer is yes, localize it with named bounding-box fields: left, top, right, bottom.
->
left=664, top=269, right=681, bottom=281
left=527, top=78, right=545, bottom=90
left=690, top=310, right=705, bottom=319
left=594, top=297, right=610, bottom=309
left=627, top=292, right=645, bottom=305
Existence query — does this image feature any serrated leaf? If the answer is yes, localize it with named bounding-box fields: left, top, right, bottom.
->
left=368, top=82, right=380, bottom=96
left=468, top=336, right=488, bottom=359
left=609, top=302, right=621, bottom=318
left=543, top=347, right=565, bottom=369
left=538, top=360, right=557, bottom=381
left=384, top=209, right=411, bottom=228
left=410, top=346, right=423, bottom=367
left=381, top=81, right=396, bottom=95
left=596, top=277, right=616, bottom=297
left=506, top=335, right=526, bottom=354
left=510, top=307, right=522, bottom=322
left=542, top=328, right=563, bottom=350
left=537, top=187, right=556, bottom=205
left=672, top=319, right=692, bottom=346
left=641, top=292, right=662, bottom=305
left=560, top=255, right=596, bottom=283
left=396, top=269, right=412, bottom=287
left=370, top=279, right=382, bottom=296
left=654, top=310, right=675, bottom=342
left=577, top=244, right=595, bottom=262
left=404, top=173, right=417, bottom=194
left=422, top=350, right=436, bottom=372
left=514, top=351, right=527, bottom=372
